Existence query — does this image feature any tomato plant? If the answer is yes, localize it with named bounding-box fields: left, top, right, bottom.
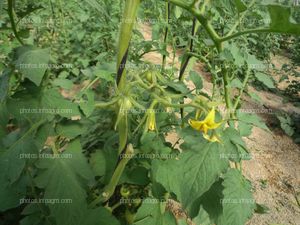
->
left=1, top=0, right=300, bottom=225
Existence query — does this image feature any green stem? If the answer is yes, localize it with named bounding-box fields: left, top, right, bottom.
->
left=167, top=0, right=190, bottom=10
left=220, top=28, right=271, bottom=42
left=7, top=0, right=24, bottom=45
left=152, top=94, right=206, bottom=111
left=199, top=0, right=210, bottom=14
left=233, top=69, right=250, bottom=111
left=227, top=0, right=256, bottom=36
left=186, top=52, right=211, bottom=68
left=179, top=17, right=199, bottom=125
left=162, top=1, right=171, bottom=71
left=81, top=77, right=101, bottom=92
left=165, top=0, right=221, bottom=50
left=116, top=0, right=140, bottom=90
left=190, top=7, right=222, bottom=51
left=94, top=97, right=119, bottom=108
left=89, top=144, right=134, bottom=207
left=222, top=67, right=233, bottom=117
left=179, top=18, right=198, bottom=81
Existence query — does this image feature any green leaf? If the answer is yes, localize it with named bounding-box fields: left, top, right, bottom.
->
left=221, top=43, right=247, bottom=66
left=219, top=169, right=255, bottom=225
left=7, top=87, right=80, bottom=120
left=247, top=54, right=265, bottom=71
left=133, top=198, right=167, bottom=225
left=56, top=121, right=88, bottom=139
left=83, top=0, right=109, bottom=17
left=254, top=72, right=275, bottom=89
left=120, top=166, right=150, bottom=185
left=237, top=111, right=270, bottom=131
left=192, top=206, right=212, bottom=225
left=178, top=219, right=188, bottom=225
left=0, top=128, right=39, bottom=184
left=20, top=214, right=42, bottom=225
left=42, top=88, right=81, bottom=119
left=254, top=203, right=270, bottom=214
left=194, top=179, right=224, bottom=224
left=0, top=70, right=10, bottom=103
left=230, top=78, right=243, bottom=88
left=238, top=121, right=253, bottom=137
left=81, top=207, right=120, bottom=225
left=0, top=176, right=27, bottom=211
left=165, top=80, right=189, bottom=94
left=277, top=114, right=294, bottom=136
left=81, top=66, right=114, bottom=82
left=53, top=78, right=74, bottom=90
left=35, top=122, right=55, bottom=154
left=220, top=127, right=248, bottom=162
left=152, top=142, right=228, bottom=209
left=234, top=0, right=247, bottom=13
left=267, top=4, right=300, bottom=35
left=247, top=92, right=262, bottom=103
left=90, top=149, right=118, bottom=183
left=189, top=71, right=203, bottom=90
left=95, top=69, right=115, bottom=82
left=140, top=133, right=172, bottom=155
left=175, top=6, right=183, bottom=19
left=15, top=46, right=50, bottom=86
left=34, top=139, right=94, bottom=225
left=79, top=90, right=95, bottom=117
left=90, top=151, right=107, bottom=177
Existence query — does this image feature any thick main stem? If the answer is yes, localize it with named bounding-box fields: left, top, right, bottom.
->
left=162, top=1, right=171, bottom=71
left=89, top=144, right=134, bottom=207
left=7, top=0, right=24, bottom=45
left=115, top=0, right=140, bottom=156
left=116, top=0, right=140, bottom=90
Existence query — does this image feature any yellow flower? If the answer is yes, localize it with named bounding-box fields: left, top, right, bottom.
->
left=146, top=109, right=156, bottom=131
left=188, top=107, right=222, bottom=142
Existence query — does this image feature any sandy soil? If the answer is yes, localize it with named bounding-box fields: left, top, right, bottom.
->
left=139, top=23, right=300, bottom=225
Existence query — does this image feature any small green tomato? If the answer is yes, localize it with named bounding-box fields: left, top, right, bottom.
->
left=120, top=186, right=130, bottom=198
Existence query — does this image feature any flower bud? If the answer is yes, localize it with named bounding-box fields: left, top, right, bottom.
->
left=146, top=109, right=156, bottom=131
